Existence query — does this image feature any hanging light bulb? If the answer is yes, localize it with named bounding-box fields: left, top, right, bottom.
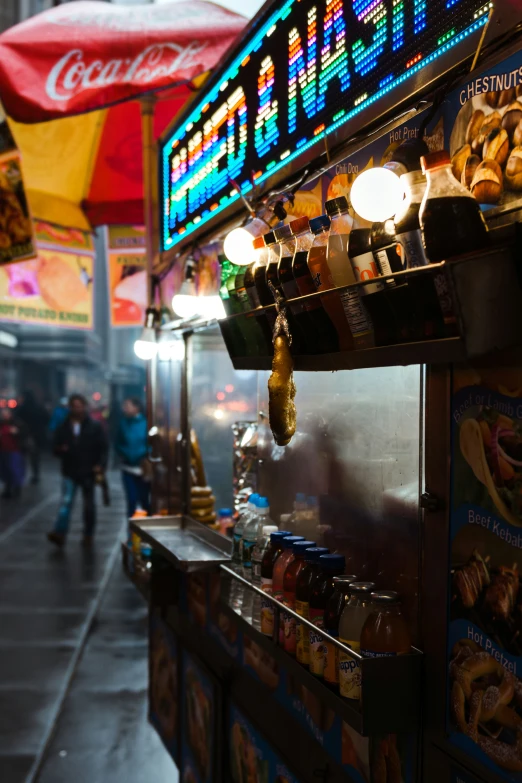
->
left=196, top=295, right=226, bottom=320
left=172, top=255, right=200, bottom=319
left=350, top=166, right=406, bottom=222
left=158, top=339, right=185, bottom=362
left=223, top=216, right=271, bottom=266
left=134, top=307, right=159, bottom=360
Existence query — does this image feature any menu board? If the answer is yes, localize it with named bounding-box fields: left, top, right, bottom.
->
left=448, top=364, right=522, bottom=781
left=181, top=649, right=219, bottom=783
left=161, top=0, right=489, bottom=252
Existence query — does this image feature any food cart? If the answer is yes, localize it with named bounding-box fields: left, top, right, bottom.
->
left=124, top=0, right=522, bottom=781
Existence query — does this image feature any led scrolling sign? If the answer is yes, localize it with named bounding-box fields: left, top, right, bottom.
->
left=161, top=0, right=490, bottom=251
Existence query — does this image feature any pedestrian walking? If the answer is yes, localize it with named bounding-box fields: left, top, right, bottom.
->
left=48, top=397, right=68, bottom=433
left=0, top=408, right=26, bottom=498
left=17, top=390, right=49, bottom=484
left=115, top=397, right=151, bottom=519
left=47, top=394, right=108, bottom=548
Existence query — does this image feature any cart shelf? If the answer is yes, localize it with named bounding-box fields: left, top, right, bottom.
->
left=129, top=515, right=231, bottom=573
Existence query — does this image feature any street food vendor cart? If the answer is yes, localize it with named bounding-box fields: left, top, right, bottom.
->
left=124, top=1, right=522, bottom=781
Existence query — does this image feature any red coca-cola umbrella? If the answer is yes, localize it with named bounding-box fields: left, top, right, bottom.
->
left=0, top=1, right=247, bottom=229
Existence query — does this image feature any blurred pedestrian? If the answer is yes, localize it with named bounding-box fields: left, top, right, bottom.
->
left=47, top=394, right=108, bottom=548
left=0, top=408, right=26, bottom=498
left=116, top=397, right=151, bottom=519
left=48, top=397, right=68, bottom=433
left=17, top=390, right=49, bottom=484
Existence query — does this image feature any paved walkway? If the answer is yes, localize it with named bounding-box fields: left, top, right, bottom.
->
left=0, top=462, right=176, bottom=783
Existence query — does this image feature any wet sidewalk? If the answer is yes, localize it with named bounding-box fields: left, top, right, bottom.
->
left=0, top=463, right=176, bottom=783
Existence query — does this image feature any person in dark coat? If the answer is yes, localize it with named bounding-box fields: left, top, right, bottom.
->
left=0, top=408, right=27, bottom=498
left=115, top=397, right=151, bottom=519
left=17, top=390, right=49, bottom=484
left=47, top=394, right=108, bottom=548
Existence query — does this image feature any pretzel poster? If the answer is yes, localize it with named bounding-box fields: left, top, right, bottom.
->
left=0, top=145, right=36, bottom=265
left=449, top=364, right=522, bottom=780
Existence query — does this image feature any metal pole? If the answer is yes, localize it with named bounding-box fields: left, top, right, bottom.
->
left=180, top=331, right=193, bottom=525
left=140, top=95, right=158, bottom=309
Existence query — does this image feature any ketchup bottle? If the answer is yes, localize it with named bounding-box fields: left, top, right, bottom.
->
left=309, top=554, right=346, bottom=679
left=295, top=547, right=329, bottom=666
left=282, top=540, right=316, bottom=656
left=260, top=530, right=291, bottom=637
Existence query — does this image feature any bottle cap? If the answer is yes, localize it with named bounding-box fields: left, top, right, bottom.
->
left=289, top=216, right=310, bottom=236
left=305, top=546, right=329, bottom=562
left=370, top=590, right=399, bottom=603
left=262, top=525, right=278, bottom=536
left=274, top=224, right=293, bottom=242
left=349, top=581, right=376, bottom=594
left=292, top=539, right=316, bottom=553
left=307, top=496, right=318, bottom=506
left=282, top=535, right=305, bottom=549
left=296, top=492, right=306, bottom=503
left=400, top=170, right=426, bottom=187
left=263, top=231, right=276, bottom=247
left=248, top=493, right=259, bottom=506
left=309, top=215, right=331, bottom=235
left=325, top=196, right=349, bottom=216
left=270, top=530, right=292, bottom=541
left=219, top=508, right=233, bottom=517
left=257, top=496, right=270, bottom=510
left=253, top=236, right=265, bottom=250
left=333, top=575, right=358, bottom=585
left=420, top=150, right=450, bottom=172
left=319, top=553, right=346, bottom=571
left=280, top=513, right=292, bottom=524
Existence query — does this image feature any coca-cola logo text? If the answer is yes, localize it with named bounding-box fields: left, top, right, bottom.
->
left=45, top=42, right=206, bottom=102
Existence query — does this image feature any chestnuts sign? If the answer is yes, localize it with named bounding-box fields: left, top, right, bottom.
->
left=450, top=55, right=522, bottom=208
left=161, top=0, right=489, bottom=252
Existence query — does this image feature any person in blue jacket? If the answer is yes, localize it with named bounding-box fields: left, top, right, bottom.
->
left=115, top=397, right=151, bottom=519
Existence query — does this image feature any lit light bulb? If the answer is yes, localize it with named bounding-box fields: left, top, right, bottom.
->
left=134, top=330, right=158, bottom=360
left=224, top=226, right=256, bottom=266
left=350, top=167, right=406, bottom=222
left=196, top=295, right=226, bottom=320
left=158, top=340, right=185, bottom=362
left=172, top=278, right=199, bottom=319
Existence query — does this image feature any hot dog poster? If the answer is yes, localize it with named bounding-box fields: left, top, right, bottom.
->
left=0, top=219, right=93, bottom=329
left=449, top=364, right=522, bottom=780
left=181, top=650, right=218, bottom=783
left=106, top=224, right=147, bottom=327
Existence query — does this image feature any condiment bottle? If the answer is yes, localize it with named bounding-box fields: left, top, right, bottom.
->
left=253, top=236, right=277, bottom=329
left=273, top=223, right=304, bottom=353
left=244, top=239, right=274, bottom=353
left=278, top=222, right=318, bottom=355
left=325, top=197, right=374, bottom=350
left=307, top=214, right=354, bottom=352
left=260, top=530, right=292, bottom=637
left=419, top=150, right=489, bottom=262
left=290, top=218, right=340, bottom=355
left=295, top=546, right=330, bottom=665
left=394, top=170, right=452, bottom=338
left=309, top=554, right=346, bottom=679
left=360, top=591, right=411, bottom=656
left=282, top=540, right=316, bottom=656
left=218, top=248, right=247, bottom=357
left=231, top=264, right=267, bottom=357
left=348, top=212, right=394, bottom=347
left=323, top=575, right=357, bottom=690
left=370, top=219, right=415, bottom=343
left=338, top=581, right=375, bottom=700
left=272, top=535, right=305, bottom=644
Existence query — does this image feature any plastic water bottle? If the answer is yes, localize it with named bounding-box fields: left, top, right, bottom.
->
left=252, top=523, right=278, bottom=630
left=231, top=493, right=258, bottom=611
left=241, top=497, right=274, bottom=621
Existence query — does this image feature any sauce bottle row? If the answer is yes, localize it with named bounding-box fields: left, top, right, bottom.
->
left=219, top=151, right=490, bottom=357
